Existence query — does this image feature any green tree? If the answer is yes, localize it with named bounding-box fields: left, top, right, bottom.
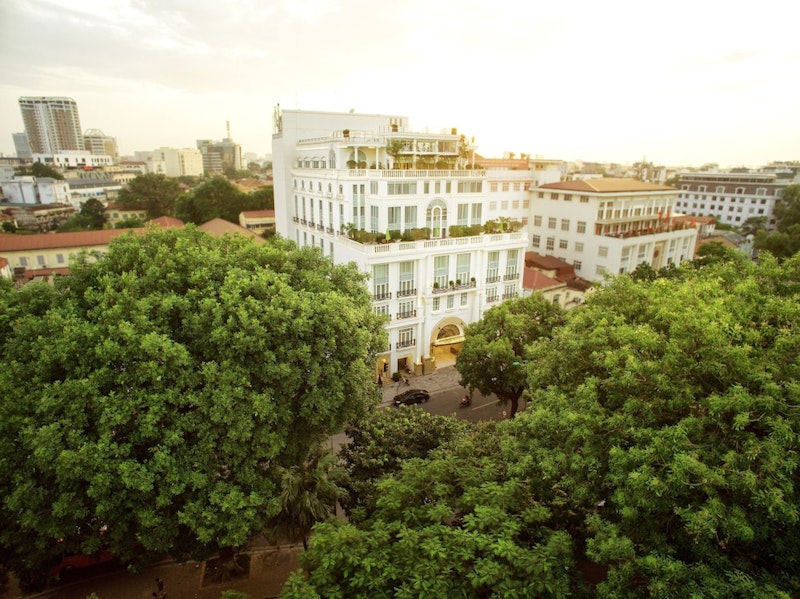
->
left=740, top=215, right=768, bottom=237
left=774, top=183, right=800, bottom=232
left=691, top=240, right=749, bottom=268
left=175, top=176, right=266, bottom=224
left=267, top=444, right=348, bottom=550
left=455, top=294, right=565, bottom=418
left=57, top=199, right=107, bottom=232
left=339, top=408, right=469, bottom=521
left=521, top=255, right=800, bottom=597
left=249, top=186, right=274, bottom=210
left=15, top=162, right=64, bottom=180
left=116, top=173, right=182, bottom=218
left=113, top=217, right=146, bottom=229
left=0, top=227, right=386, bottom=582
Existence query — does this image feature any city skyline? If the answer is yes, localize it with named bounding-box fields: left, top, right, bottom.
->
left=1, top=0, right=798, bottom=168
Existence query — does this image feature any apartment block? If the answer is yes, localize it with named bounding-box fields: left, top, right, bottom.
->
left=19, top=97, right=84, bottom=154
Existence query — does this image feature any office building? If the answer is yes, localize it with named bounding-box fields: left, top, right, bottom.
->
left=83, top=129, right=119, bottom=162
left=19, top=97, right=84, bottom=154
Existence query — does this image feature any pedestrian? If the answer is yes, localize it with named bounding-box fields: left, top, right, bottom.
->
left=156, top=578, right=164, bottom=593
left=403, top=376, right=409, bottom=385
left=377, top=375, right=382, bottom=387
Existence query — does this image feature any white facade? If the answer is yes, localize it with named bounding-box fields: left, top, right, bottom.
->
left=32, top=151, right=113, bottom=169
left=529, top=178, right=698, bottom=282
left=272, top=107, right=529, bottom=375
left=134, top=148, right=204, bottom=177
left=0, top=177, right=71, bottom=205
left=675, top=171, right=788, bottom=231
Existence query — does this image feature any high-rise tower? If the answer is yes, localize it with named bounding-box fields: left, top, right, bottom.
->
left=18, top=96, right=84, bottom=154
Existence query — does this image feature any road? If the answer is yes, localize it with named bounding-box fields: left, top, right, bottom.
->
left=420, top=386, right=508, bottom=423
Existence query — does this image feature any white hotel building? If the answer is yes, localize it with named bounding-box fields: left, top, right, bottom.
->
left=271, top=107, right=529, bottom=375
left=529, top=178, right=698, bottom=281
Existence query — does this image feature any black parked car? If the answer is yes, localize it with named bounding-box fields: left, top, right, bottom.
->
left=392, top=389, right=430, bottom=407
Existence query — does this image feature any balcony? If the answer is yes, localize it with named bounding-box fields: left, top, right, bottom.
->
left=336, top=231, right=526, bottom=259
left=396, top=339, right=416, bottom=349
left=486, top=295, right=500, bottom=304
left=317, top=224, right=324, bottom=231
left=396, top=309, right=417, bottom=320
left=485, top=275, right=501, bottom=283
left=504, top=272, right=519, bottom=281
left=397, top=288, right=417, bottom=298
left=292, top=216, right=299, bottom=223
left=373, top=291, right=392, bottom=302
left=502, top=292, right=518, bottom=300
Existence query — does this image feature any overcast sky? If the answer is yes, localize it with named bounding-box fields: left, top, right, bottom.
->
left=1, top=0, right=798, bottom=167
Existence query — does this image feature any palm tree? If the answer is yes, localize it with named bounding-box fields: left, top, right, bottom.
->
left=269, top=444, right=348, bottom=550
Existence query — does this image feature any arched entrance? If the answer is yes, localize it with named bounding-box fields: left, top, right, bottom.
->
left=430, top=319, right=465, bottom=368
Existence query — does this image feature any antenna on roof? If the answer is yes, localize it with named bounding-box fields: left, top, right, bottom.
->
left=226, top=120, right=231, bottom=140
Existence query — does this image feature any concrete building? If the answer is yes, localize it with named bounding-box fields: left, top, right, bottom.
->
left=272, top=106, right=529, bottom=375
left=197, top=138, right=242, bottom=175
left=12, top=132, right=32, bottom=159
left=32, top=150, right=113, bottom=170
left=239, top=210, right=276, bottom=235
left=19, top=96, right=84, bottom=154
left=1, top=176, right=71, bottom=205
left=134, top=148, right=204, bottom=178
left=675, top=171, right=789, bottom=231
left=529, top=178, right=698, bottom=282
left=83, top=129, right=119, bottom=162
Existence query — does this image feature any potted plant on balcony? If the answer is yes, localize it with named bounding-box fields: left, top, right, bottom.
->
left=343, top=129, right=350, bottom=138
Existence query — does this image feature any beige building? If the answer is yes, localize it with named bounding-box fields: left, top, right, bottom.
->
left=239, top=210, right=275, bottom=235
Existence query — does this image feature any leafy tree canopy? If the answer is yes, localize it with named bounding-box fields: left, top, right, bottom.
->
left=0, top=227, right=386, bottom=581
left=58, top=199, right=107, bottom=232
left=116, top=173, right=183, bottom=219
left=754, top=185, right=800, bottom=259
left=175, top=176, right=271, bottom=225
left=281, top=256, right=800, bottom=598
left=15, top=162, right=64, bottom=180
left=774, top=183, right=800, bottom=233
left=455, top=293, right=565, bottom=417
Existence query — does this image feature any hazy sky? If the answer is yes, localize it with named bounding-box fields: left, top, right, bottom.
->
left=1, top=0, right=798, bottom=167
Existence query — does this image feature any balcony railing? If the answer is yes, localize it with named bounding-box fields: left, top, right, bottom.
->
left=502, top=292, right=518, bottom=300
left=292, top=216, right=299, bottom=223
left=397, top=288, right=417, bottom=298
left=396, top=339, right=416, bottom=349
left=317, top=224, right=324, bottom=231
left=396, top=310, right=417, bottom=320
left=485, top=275, right=501, bottom=284
left=486, top=295, right=500, bottom=304
left=504, top=272, right=519, bottom=281
left=326, top=227, right=334, bottom=234
left=373, top=292, right=392, bottom=302
left=336, top=231, right=525, bottom=257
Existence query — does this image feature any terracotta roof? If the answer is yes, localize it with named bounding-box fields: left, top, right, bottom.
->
left=523, top=268, right=564, bottom=291
left=539, top=178, right=675, bottom=193
left=525, top=252, right=570, bottom=270
left=198, top=218, right=264, bottom=243
left=672, top=215, right=715, bottom=225
left=0, top=229, right=136, bottom=252
left=147, top=216, right=184, bottom=228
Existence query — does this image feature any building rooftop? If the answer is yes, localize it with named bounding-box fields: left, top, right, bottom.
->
left=198, top=218, right=264, bottom=243
left=540, top=178, right=675, bottom=193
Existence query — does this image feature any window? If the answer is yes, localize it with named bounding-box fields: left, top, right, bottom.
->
left=561, top=219, right=570, bottom=231
left=505, top=249, right=519, bottom=278
left=373, top=264, right=389, bottom=299
left=502, top=182, right=509, bottom=192
left=486, top=251, right=500, bottom=282
left=548, top=217, right=557, bottom=229
left=370, top=181, right=378, bottom=194
left=575, top=242, right=584, bottom=253
left=532, top=235, right=541, bottom=247
left=56, top=253, right=65, bottom=264
left=457, top=203, right=469, bottom=225
left=456, top=253, right=471, bottom=284
left=37, top=255, right=46, bottom=266
left=404, top=205, right=417, bottom=229
left=471, top=203, right=482, bottom=225
left=533, top=215, right=542, bottom=227
left=447, top=295, right=455, bottom=309
left=432, top=297, right=440, bottom=312
left=398, top=328, right=414, bottom=347
left=598, top=246, right=608, bottom=257
left=461, top=292, right=468, bottom=306
left=574, top=260, right=582, bottom=271
left=458, top=180, right=481, bottom=193
left=564, top=194, right=572, bottom=201
left=374, top=304, right=389, bottom=317
left=399, top=261, right=415, bottom=296
left=559, top=239, right=568, bottom=250
left=576, top=221, right=586, bottom=234
left=19, top=257, right=27, bottom=267
left=580, top=196, right=589, bottom=203
left=546, top=237, right=555, bottom=251
left=398, top=300, right=415, bottom=319
left=538, top=192, right=544, bottom=198
left=490, top=182, right=498, bottom=192
left=387, top=181, right=418, bottom=195
left=434, top=255, right=449, bottom=289
left=388, top=207, right=401, bottom=230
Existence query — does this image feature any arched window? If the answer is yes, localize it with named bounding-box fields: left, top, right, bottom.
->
left=426, top=198, right=448, bottom=238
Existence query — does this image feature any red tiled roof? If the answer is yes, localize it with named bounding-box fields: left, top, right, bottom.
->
left=523, top=268, right=564, bottom=291
left=525, top=252, right=570, bottom=270
left=539, top=178, right=675, bottom=193
left=147, top=216, right=184, bottom=228
left=198, top=218, right=264, bottom=243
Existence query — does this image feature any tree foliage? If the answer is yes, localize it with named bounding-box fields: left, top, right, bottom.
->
left=58, top=199, right=107, bottom=232
left=0, top=227, right=386, bottom=581
left=339, top=408, right=469, bottom=522
left=455, top=294, right=565, bottom=417
left=754, top=184, right=800, bottom=259
left=280, top=256, right=800, bottom=598
left=175, top=176, right=271, bottom=224
left=15, top=162, right=64, bottom=180
left=116, top=173, right=183, bottom=218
